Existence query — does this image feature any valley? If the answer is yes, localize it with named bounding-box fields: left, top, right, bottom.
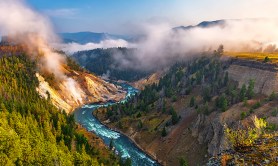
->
left=1, top=41, right=277, bottom=166
left=89, top=51, right=278, bottom=165
left=1, top=1, right=278, bottom=165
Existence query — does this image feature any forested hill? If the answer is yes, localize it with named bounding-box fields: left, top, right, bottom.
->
left=0, top=54, right=119, bottom=165
left=72, top=48, right=150, bottom=81
left=95, top=53, right=278, bottom=165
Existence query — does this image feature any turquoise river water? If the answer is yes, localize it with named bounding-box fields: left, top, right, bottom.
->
left=74, top=84, right=160, bottom=166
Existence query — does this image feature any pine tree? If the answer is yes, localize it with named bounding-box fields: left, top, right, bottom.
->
left=189, top=96, right=195, bottom=107
left=161, top=127, right=167, bottom=137
left=239, top=84, right=247, bottom=101
left=246, top=80, right=255, bottom=99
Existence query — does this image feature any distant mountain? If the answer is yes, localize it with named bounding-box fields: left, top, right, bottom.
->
left=58, top=20, right=225, bottom=44
left=59, top=32, right=132, bottom=44
left=173, top=20, right=226, bottom=31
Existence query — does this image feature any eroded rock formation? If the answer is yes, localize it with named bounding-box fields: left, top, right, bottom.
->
left=36, top=71, right=126, bottom=113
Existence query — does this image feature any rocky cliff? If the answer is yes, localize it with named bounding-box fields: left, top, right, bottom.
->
left=227, top=59, right=278, bottom=95
left=36, top=70, right=126, bottom=113
left=191, top=59, right=278, bottom=156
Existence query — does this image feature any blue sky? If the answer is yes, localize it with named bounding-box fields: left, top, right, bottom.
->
left=26, top=0, right=278, bottom=34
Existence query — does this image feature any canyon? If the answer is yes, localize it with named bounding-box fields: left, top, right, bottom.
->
left=94, top=57, right=278, bottom=166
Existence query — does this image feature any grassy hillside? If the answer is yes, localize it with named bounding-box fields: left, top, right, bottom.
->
left=225, top=52, right=278, bottom=64
left=0, top=54, right=119, bottom=165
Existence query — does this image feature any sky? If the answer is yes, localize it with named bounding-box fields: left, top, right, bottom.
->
left=26, top=0, right=278, bottom=35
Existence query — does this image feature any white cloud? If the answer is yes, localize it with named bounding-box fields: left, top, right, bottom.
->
left=56, top=39, right=133, bottom=54
left=111, top=19, right=278, bottom=70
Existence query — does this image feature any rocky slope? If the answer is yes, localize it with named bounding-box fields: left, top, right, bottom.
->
left=36, top=66, right=126, bottom=114
left=191, top=60, right=278, bottom=157
left=131, top=69, right=166, bottom=90
left=207, top=133, right=278, bottom=165
left=227, top=59, right=278, bottom=95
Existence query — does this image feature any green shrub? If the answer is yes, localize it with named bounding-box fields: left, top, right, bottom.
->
left=271, top=108, right=278, bottom=117
left=268, top=92, right=277, bottom=101
left=225, top=116, right=266, bottom=150
left=264, top=56, right=270, bottom=63
left=240, top=112, right=247, bottom=120
left=252, top=102, right=261, bottom=109
left=179, top=157, right=188, bottom=166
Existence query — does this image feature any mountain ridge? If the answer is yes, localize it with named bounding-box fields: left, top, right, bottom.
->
left=173, top=19, right=226, bottom=31
left=59, top=32, right=132, bottom=44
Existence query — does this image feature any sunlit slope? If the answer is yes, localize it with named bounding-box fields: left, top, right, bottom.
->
left=225, top=52, right=278, bottom=95
left=225, top=52, right=278, bottom=64
left=36, top=69, right=126, bottom=113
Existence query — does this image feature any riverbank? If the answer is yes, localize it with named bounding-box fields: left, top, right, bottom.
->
left=93, top=111, right=164, bottom=165
left=73, top=83, right=160, bottom=166
left=75, top=124, right=120, bottom=163
left=93, top=97, right=208, bottom=166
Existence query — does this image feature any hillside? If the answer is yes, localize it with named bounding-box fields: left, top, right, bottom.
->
left=0, top=53, right=121, bottom=165
left=36, top=58, right=126, bottom=113
left=94, top=53, right=278, bottom=165
left=225, top=52, right=278, bottom=64
left=0, top=43, right=127, bottom=113
left=227, top=59, right=278, bottom=95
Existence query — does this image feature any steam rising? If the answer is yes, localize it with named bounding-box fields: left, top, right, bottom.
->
left=0, top=0, right=83, bottom=103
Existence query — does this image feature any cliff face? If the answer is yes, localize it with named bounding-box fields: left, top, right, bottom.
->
left=36, top=71, right=126, bottom=113
left=191, top=60, right=278, bottom=156
left=191, top=113, right=227, bottom=156
left=227, top=60, right=278, bottom=95
left=131, top=69, right=166, bottom=90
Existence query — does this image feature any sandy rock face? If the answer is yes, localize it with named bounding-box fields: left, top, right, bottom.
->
left=36, top=72, right=126, bottom=113
left=227, top=64, right=278, bottom=95
left=132, top=70, right=166, bottom=90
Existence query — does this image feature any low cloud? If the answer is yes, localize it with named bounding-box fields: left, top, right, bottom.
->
left=110, top=19, right=278, bottom=71
left=57, top=39, right=132, bottom=54
left=60, top=19, right=278, bottom=71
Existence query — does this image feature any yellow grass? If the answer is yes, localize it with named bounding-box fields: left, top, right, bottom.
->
left=224, top=52, right=278, bottom=64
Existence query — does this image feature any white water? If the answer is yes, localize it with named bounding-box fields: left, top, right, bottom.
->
left=74, top=84, right=159, bottom=166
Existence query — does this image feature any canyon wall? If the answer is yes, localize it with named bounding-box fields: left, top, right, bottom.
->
left=227, top=60, right=278, bottom=95
left=36, top=71, right=126, bottom=113
left=191, top=60, right=278, bottom=156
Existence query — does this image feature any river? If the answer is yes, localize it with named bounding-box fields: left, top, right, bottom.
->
left=74, top=84, right=160, bottom=166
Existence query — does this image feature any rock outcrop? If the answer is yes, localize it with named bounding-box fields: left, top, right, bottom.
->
left=131, top=69, right=166, bottom=90
left=227, top=60, right=278, bottom=95
left=191, top=113, right=229, bottom=156
left=36, top=71, right=126, bottom=113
